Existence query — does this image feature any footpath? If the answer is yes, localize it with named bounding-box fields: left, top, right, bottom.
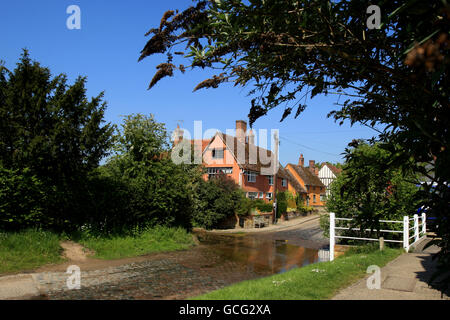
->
left=332, top=239, right=450, bottom=300
left=206, top=213, right=321, bottom=234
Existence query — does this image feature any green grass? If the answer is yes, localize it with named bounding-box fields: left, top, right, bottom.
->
left=0, top=229, right=64, bottom=274
left=78, top=226, right=195, bottom=260
left=193, top=245, right=403, bottom=300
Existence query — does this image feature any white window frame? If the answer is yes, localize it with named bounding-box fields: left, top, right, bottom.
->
left=207, top=167, right=233, bottom=179
left=258, top=192, right=264, bottom=199
left=247, top=192, right=258, bottom=199
left=246, top=171, right=257, bottom=183
left=268, top=175, right=273, bottom=185
left=266, top=192, right=273, bottom=200
left=282, top=178, right=287, bottom=187
left=211, top=148, right=224, bottom=159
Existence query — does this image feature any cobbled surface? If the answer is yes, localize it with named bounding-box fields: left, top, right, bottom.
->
left=37, top=246, right=272, bottom=300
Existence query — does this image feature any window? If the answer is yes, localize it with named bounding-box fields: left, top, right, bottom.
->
left=245, top=171, right=257, bottom=183
left=247, top=192, right=258, bottom=199
left=320, top=194, right=326, bottom=202
left=266, top=192, right=273, bottom=200
left=211, top=148, right=224, bottom=159
left=313, top=195, right=317, bottom=203
left=259, top=192, right=264, bottom=199
left=268, top=175, right=273, bottom=185
left=207, top=167, right=232, bottom=179
left=282, top=178, right=287, bottom=187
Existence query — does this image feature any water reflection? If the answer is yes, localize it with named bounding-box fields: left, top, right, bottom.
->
left=196, top=233, right=321, bottom=275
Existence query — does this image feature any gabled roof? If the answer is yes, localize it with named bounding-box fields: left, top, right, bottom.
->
left=205, top=132, right=276, bottom=174
left=288, top=164, right=325, bottom=187
left=190, top=139, right=211, bottom=153
left=321, top=162, right=342, bottom=176
left=277, top=165, right=290, bottom=180
left=284, top=169, right=307, bottom=194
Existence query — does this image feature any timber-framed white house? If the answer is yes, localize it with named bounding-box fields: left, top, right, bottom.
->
left=318, top=163, right=342, bottom=198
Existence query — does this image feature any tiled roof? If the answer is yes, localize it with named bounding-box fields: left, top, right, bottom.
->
left=288, top=164, right=325, bottom=187
left=322, top=162, right=342, bottom=176
left=276, top=165, right=289, bottom=179
left=284, top=169, right=307, bottom=193
left=190, top=139, right=211, bottom=152
left=217, top=133, right=276, bottom=174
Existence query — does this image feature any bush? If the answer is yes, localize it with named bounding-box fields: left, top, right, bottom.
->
left=324, top=142, right=423, bottom=243
left=286, top=191, right=297, bottom=209
left=0, top=167, right=47, bottom=231
left=254, top=199, right=273, bottom=213
left=192, top=175, right=246, bottom=229
left=276, top=191, right=288, bottom=217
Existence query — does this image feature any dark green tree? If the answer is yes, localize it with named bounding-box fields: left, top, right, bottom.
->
left=321, top=141, right=422, bottom=240
left=191, top=174, right=246, bottom=229
left=139, top=0, right=450, bottom=291
left=100, top=113, right=199, bottom=231
left=0, top=50, right=114, bottom=230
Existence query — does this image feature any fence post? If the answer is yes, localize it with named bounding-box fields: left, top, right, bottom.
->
left=414, top=214, right=419, bottom=243
left=379, top=237, right=385, bottom=251
left=330, top=212, right=335, bottom=261
left=403, top=216, right=409, bottom=252
left=422, top=212, right=426, bottom=236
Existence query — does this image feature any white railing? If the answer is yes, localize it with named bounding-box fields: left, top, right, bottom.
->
left=329, top=212, right=426, bottom=261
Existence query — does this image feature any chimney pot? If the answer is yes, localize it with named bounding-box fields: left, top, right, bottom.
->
left=309, top=160, right=315, bottom=173
left=299, top=154, right=304, bottom=167
left=173, top=125, right=184, bottom=146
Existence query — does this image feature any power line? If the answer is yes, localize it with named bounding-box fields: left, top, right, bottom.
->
left=279, top=135, right=342, bottom=157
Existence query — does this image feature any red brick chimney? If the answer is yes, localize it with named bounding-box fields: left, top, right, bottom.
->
left=309, top=160, right=315, bottom=173
left=247, top=129, right=255, bottom=145
left=236, top=120, right=247, bottom=144
left=298, top=154, right=304, bottom=167
left=315, top=167, right=319, bottom=176
left=173, top=124, right=184, bottom=146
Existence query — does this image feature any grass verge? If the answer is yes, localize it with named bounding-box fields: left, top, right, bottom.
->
left=193, top=245, right=403, bottom=300
left=78, top=226, right=195, bottom=260
left=0, top=229, right=63, bottom=275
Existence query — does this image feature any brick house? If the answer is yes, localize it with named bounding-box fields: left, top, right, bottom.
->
left=173, top=120, right=291, bottom=202
left=286, top=154, right=326, bottom=207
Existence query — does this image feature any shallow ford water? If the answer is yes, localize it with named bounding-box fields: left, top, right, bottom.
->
left=195, top=232, right=326, bottom=274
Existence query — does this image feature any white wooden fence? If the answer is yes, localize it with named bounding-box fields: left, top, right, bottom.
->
left=329, top=212, right=427, bottom=261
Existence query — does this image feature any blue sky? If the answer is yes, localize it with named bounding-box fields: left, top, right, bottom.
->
left=0, top=0, right=379, bottom=165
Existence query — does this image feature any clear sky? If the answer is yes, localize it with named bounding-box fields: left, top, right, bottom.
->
left=0, top=0, right=380, bottom=166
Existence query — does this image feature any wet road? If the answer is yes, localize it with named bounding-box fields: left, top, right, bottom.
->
left=40, top=217, right=328, bottom=300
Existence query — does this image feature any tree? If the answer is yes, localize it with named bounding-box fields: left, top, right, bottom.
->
left=322, top=141, right=422, bottom=240
left=139, top=0, right=450, bottom=291
left=0, top=50, right=114, bottom=230
left=100, top=113, right=199, bottom=231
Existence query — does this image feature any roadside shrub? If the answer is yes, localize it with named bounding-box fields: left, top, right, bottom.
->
left=324, top=142, right=422, bottom=243
left=0, top=167, right=47, bottom=231
left=192, top=175, right=246, bottom=229
left=286, top=191, right=297, bottom=209
left=276, top=191, right=288, bottom=217
left=254, top=200, right=273, bottom=213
